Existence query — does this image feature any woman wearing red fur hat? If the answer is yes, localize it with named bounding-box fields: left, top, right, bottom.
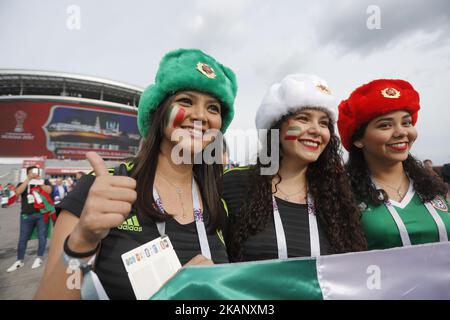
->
left=338, top=79, right=450, bottom=250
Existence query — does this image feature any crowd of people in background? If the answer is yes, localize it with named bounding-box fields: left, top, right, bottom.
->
left=1, top=171, right=86, bottom=208
left=2, top=170, right=86, bottom=272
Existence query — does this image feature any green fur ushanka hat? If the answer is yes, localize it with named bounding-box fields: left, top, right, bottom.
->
left=138, top=48, right=238, bottom=137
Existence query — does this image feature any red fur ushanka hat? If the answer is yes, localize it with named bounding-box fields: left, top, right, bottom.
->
left=337, top=79, right=420, bottom=151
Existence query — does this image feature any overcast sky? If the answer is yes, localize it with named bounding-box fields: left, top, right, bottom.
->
left=1, top=0, right=449, bottom=164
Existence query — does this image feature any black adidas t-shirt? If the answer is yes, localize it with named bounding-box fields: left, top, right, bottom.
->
left=57, top=172, right=228, bottom=300
left=223, top=168, right=332, bottom=262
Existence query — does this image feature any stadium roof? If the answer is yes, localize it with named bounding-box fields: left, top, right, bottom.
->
left=0, top=69, right=143, bottom=107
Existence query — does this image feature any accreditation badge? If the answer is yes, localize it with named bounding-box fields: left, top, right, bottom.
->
left=121, top=236, right=182, bottom=300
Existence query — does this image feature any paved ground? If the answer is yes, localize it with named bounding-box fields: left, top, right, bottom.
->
left=0, top=203, right=50, bottom=300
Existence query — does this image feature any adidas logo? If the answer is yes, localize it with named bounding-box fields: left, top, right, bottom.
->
left=118, top=215, right=142, bottom=232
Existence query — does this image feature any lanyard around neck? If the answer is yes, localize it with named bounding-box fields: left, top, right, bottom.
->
left=272, top=191, right=321, bottom=259
left=152, top=176, right=212, bottom=259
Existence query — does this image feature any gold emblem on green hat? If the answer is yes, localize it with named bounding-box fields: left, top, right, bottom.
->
left=197, top=62, right=216, bottom=79
left=381, top=87, right=401, bottom=98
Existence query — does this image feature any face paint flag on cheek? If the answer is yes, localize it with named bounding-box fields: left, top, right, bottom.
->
left=285, top=125, right=302, bottom=140
left=166, top=104, right=186, bottom=128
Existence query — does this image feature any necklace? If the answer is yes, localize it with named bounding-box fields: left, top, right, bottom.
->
left=157, top=173, right=191, bottom=219
left=158, top=173, right=183, bottom=194
left=276, top=184, right=306, bottom=201
left=373, top=177, right=408, bottom=200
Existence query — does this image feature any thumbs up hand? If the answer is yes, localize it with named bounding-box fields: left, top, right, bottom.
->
left=70, top=152, right=137, bottom=249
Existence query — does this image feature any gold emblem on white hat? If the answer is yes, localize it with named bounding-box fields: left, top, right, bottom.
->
left=316, top=84, right=331, bottom=95
left=381, top=88, right=401, bottom=99
left=197, top=62, right=216, bottom=79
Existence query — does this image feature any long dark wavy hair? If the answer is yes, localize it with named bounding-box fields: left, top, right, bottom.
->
left=227, top=110, right=368, bottom=261
left=130, top=93, right=227, bottom=233
left=346, top=124, right=448, bottom=206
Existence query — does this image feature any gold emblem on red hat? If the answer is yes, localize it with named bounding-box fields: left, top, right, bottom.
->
left=197, top=62, right=216, bottom=79
left=381, top=88, right=401, bottom=99
left=316, top=84, right=331, bottom=95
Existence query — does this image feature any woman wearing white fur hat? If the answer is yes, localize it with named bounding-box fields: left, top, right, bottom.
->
left=224, top=74, right=367, bottom=262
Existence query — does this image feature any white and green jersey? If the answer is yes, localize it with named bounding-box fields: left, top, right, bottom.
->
left=361, top=182, right=450, bottom=250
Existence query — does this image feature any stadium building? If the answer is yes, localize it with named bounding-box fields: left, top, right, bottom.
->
left=0, top=69, right=143, bottom=183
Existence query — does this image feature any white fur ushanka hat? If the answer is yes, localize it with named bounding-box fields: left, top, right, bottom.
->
left=255, top=73, right=337, bottom=130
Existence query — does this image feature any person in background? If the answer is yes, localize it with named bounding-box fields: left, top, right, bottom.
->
left=51, top=177, right=68, bottom=205
left=75, top=171, right=85, bottom=181
left=64, top=177, right=75, bottom=193
left=423, top=159, right=439, bottom=177
left=6, top=166, right=52, bottom=272
left=72, top=171, right=86, bottom=188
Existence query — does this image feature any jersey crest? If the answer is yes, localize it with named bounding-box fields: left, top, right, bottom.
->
left=431, top=196, right=448, bottom=212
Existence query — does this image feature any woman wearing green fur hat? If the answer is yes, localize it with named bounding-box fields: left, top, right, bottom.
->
left=223, top=74, right=367, bottom=262
left=36, top=48, right=237, bottom=300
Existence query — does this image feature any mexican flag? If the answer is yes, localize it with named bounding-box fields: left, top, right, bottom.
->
left=0, top=185, right=6, bottom=207
left=166, top=104, right=186, bottom=128
left=6, top=188, right=17, bottom=206
left=28, top=187, right=55, bottom=240
left=285, top=125, right=302, bottom=140
left=1, top=185, right=15, bottom=207
left=151, top=242, right=450, bottom=300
